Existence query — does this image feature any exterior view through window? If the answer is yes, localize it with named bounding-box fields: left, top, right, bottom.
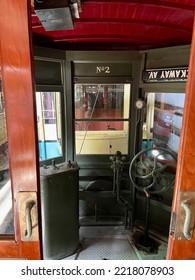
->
left=36, top=92, right=62, bottom=161
left=143, top=92, right=185, bottom=156
left=74, top=83, right=131, bottom=155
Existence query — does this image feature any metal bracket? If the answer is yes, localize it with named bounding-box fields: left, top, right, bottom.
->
left=174, top=191, right=195, bottom=240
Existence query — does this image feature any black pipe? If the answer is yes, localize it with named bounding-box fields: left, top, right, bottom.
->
left=138, top=194, right=154, bottom=248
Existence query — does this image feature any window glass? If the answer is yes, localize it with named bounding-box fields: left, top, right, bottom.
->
left=143, top=92, right=185, bottom=154
left=75, top=120, right=129, bottom=155
left=75, top=84, right=128, bottom=119
left=36, top=92, right=62, bottom=161
left=74, top=84, right=130, bottom=155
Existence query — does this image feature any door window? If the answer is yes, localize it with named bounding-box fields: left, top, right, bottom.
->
left=74, top=84, right=131, bottom=154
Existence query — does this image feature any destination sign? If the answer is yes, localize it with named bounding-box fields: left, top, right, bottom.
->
left=142, top=67, right=188, bottom=82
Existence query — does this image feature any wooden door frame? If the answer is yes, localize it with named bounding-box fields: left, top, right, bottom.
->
left=0, top=0, right=41, bottom=259
left=0, top=1, right=195, bottom=261
left=167, top=15, right=195, bottom=259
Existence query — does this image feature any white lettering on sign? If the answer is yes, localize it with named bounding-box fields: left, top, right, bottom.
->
left=144, top=68, right=188, bottom=82
left=96, top=66, right=111, bottom=74
left=149, top=71, right=158, bottom=79
left=181, top=69, right=188, bottom=78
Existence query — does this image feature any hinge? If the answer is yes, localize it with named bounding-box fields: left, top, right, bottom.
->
left=169, top=211, right=176, bottom=236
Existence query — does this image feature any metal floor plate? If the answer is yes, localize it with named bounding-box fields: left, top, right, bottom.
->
left=64, top=226, right=167, bottom=260
left=76, top=237, right=138, bottom=260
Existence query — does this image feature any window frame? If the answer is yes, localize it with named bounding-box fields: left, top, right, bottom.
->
left=73, top=77, right=133, bottom=164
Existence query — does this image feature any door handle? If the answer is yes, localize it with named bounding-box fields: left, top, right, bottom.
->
left=173, top=191, right=195, bottom=240
left=18, top=192, right=39, bottom=241
left=25, top=200, right=36, bottom=239
left=181, top=201, right=192, bottom=240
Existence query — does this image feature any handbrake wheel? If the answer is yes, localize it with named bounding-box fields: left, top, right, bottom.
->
left=129, top=147, right=177, bottom=195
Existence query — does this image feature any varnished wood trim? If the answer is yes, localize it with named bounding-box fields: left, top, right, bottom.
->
left=167, top=16, right=195, bottom=260
left=0, top=0, right=41, bottom=259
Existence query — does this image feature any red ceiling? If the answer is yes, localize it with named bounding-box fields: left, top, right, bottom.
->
left=31, top=0, right=195, bottom=51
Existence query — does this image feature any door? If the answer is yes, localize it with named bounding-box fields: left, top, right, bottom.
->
left=167, top=17, right=195, bottom=260
left=0, top=1, right=41, bottom=259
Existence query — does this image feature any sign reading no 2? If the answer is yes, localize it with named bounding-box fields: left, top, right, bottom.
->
left=96, top=66, right=111, bottom=74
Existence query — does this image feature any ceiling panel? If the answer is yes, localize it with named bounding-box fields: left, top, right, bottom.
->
left=31, top=0, right=195, bottom=50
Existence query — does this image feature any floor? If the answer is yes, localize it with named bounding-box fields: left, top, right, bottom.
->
left=65, top=225, right=168, bottom=260
left=0, top=175, right=168, bottom=260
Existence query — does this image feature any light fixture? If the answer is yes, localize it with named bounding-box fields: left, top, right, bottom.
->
left=34, top=0, right=74, bottom=31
